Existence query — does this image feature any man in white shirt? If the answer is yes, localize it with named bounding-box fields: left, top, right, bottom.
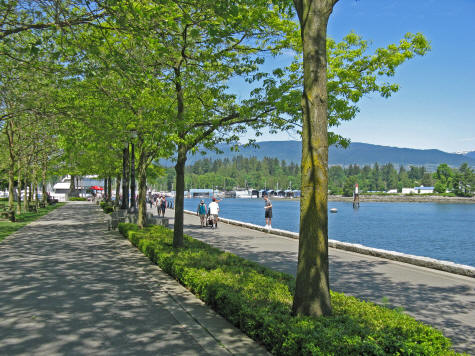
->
left=208, top=197, right=220, bottom=229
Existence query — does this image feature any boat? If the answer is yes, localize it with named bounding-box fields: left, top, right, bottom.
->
left=330, top=208, right=338, bottom=213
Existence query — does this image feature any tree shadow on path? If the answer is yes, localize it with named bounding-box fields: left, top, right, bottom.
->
left=0, top=204, right=207, bottom=356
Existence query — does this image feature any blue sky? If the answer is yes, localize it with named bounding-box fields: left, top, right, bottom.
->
left=242, top=0, right=475, bottom=153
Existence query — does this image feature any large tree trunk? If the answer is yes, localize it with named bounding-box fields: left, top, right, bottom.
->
left=173, top=144, right=187, bottom=248
left=28, top=175, right=33, bottom=203
left=121, top=146, right=130, bottom=210
left=34, top=178, right=39, bottom=209
left=115, top=174, right=121, bottom=206
left=107, top=177, right=112, bottom=202
left=103, top=177, right=108, bottom=200
left=23, top=177, right=29, bottom=212
left=6, top=121, right=16, bottom=216
left=130, top=142, right=136, bottom=212
left=8, top=162, right=15, bottom=219
left=69, top=174, right=76, bottom=198
left=41, top=163, right=47, bottom=205
left=137, top=145, right=147, bottom=228
left=16, top=162, right=22, bottom=215
left=172, top=65, right=187, bottom=248
left=291, top=0, right=337, bottom=318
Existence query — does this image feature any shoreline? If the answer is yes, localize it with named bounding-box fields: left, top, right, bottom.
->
left=328, top=194, right=475, bottom=203
left=266, top=195, right=475, bottom=204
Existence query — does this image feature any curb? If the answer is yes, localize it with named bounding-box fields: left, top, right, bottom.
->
left=184, top=210, right=475, bottom=278
left=100, top=205, right=270, bottom=355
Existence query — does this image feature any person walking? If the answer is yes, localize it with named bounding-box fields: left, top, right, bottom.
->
left=208, top=197, right=220, bottom=229
left=196, top=200, right=207, bottom=227
left=159, top=195, right=167, bottom=217
left=263, top=193, right=272, bottom=229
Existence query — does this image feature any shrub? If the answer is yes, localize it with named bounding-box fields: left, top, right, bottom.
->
left=69, top=197, right=87, bottom=201
left=100, top=201, right=115, bottom=214
left=117, top=223, right=461, bottom=356
left=103, top=205, right=114, bottom=214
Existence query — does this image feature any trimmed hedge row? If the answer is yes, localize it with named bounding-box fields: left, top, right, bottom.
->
left=69, top=197, right=87, bottom=201
left=118, top=223, right=461, bottom=356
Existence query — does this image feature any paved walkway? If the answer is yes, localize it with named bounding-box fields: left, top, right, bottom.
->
left=0, top=203, right=268, bottom=356
left=162, top=208, right=475, bottom=354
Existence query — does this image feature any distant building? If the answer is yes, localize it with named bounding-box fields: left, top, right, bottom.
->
left=284, top=189, right=294, bottom=198
left=402, top=186, right=434, bottom=194
left=235, top=190, right=251, bottom=198
left=224, top=191, right=236, bottom=198
left=189, top=189, right=214, bottom=198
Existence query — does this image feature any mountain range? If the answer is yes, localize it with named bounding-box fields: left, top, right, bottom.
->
left=182, top=141, right=475, bottom=170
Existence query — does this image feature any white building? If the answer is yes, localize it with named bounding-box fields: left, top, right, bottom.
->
left=402, top=186, right=434, bottom=194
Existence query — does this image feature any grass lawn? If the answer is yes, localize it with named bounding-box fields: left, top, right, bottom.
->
left=0, top=201, right=65, bottom=242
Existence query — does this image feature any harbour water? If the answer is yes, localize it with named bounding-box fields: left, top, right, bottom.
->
left=183, top=198, right=475, bottom=267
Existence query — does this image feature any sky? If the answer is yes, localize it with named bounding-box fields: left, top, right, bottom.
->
left=241, top=0, right=475, bottom=153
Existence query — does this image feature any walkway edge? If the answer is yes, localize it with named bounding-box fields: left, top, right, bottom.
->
left=104, top=208, right=270, bottom=356
left=184, top=210, right=475, bottom=278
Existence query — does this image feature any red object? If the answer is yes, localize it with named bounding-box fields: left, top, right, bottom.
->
left=90, top=185, right=104, bottom=191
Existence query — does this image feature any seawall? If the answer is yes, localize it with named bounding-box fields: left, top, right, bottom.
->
left=184, top=209, right=475, bottom=278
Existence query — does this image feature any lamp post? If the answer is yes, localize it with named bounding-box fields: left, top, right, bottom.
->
left=129, top=129, right=138, bottom=213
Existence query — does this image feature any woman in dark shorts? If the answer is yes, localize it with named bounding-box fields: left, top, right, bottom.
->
left=160, top=196, right=167, bottom=217
left=263, top=194, right=272, bottom=229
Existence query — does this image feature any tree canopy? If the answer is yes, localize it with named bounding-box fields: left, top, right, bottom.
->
left=1, top=0, right=445, bottom=319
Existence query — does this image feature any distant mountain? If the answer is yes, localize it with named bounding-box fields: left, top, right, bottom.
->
left=464, top=151, right=475, bottom=159
left=328, top=142, right=475, bottom=169
left=172, top=141, right=475, bottom=170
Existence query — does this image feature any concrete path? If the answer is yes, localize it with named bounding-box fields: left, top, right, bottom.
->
left=0, top=203, right=268, bottom=356
left=163, top=208, right=475, bottom=354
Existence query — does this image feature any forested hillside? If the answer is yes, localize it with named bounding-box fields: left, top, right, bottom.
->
left=153, top=157, right=475, bottom=197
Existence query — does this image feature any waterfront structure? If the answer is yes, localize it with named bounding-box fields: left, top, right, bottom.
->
left=51, top=175, right=104, bottom=201
left=189, top=189, right=214, bottom=198
left=402, top=186, right=435, bottom=194
left=284, top=189, right=294, bottom=198
left=235, top=190, right=252, bottom=198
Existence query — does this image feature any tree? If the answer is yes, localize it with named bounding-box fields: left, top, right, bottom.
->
left=433, top=163, right=454, bottom=192
left=421, top=172, right=434, bottom=187
left=452, top=163, right=474, bottom=197
left=114, top=0, right=295, bottom=247
left=290, top=0, right=339, bottom=317
left=288, top=0, right=430, bottom=317
left=342, top=175, right=357, bottom=197
left=0, top=1, right=104, bottom=40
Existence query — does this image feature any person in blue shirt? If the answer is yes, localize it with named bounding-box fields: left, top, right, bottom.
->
left=196, top=200, right=207, bottom=227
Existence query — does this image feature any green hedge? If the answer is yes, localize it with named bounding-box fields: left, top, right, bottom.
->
left=118, top=223, right=461, bottom=356
left=100, top=201, right=114, bottom=213
left=69, top=197, right=87, bottom=201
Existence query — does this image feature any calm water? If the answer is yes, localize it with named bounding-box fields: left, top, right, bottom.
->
left=183, top=198, right=475, bottom=267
